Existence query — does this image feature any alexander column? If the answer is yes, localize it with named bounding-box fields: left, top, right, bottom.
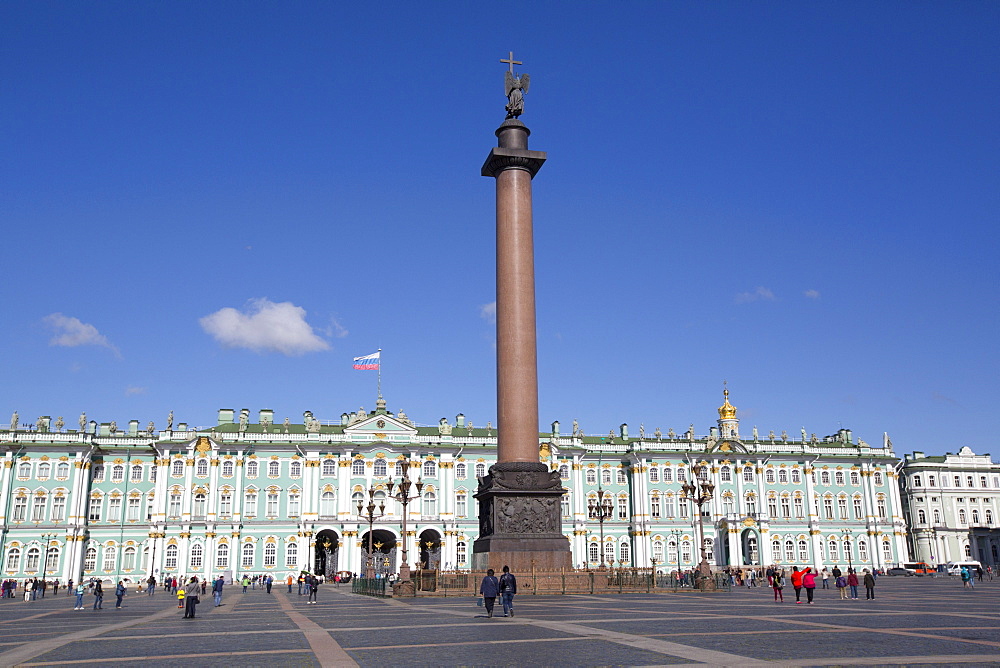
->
left=473, top=53, right=572, bottom=570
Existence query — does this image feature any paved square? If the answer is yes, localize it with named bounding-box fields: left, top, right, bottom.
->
left=0, top=577, right=996, bottom=667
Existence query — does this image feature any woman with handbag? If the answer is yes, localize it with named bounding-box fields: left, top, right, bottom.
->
left=183, top=576, right=200, bottom=619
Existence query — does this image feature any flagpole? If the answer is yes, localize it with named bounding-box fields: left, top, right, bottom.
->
left=377, top=348, right=382, bottom=400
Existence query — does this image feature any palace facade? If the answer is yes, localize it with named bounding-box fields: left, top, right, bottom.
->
left=0, top=393, right=909, bottom=583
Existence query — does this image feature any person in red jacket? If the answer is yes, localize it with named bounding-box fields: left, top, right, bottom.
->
left=790, top=567, right=804, bottom=603
left=801, top=567, right=817, bottom=604
left=846, top=569, right=860, bottom=599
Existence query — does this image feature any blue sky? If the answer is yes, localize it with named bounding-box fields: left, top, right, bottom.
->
left=2, top=1, right=997, bottom=454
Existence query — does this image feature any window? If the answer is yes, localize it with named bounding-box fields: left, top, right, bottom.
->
left=954, top=475, right=962, bottom=487
left=423, top=461, right=437, bottom=478
left=619, top=541, right=630, bottom=564
left=127, top=497, right=140, bottom=521
left=791, top=469, right=801, bottom=484
left=873, top=472, right=884, bottom=486
left=268, top=461, right=280, bottom=477
left=5, top=548, right=19, bottom=571
left=168, top=494, right=181, bottom=519
left=967, top=476, right=974, bottom=488
left=605, top=541, right=615, bottom=564
left=877, top=497, right=887, bottom=519
left=653, top=540, right=663, bottom=563
left=933, top=508, right=941, bottom=523
left=146, top=495, right=153, bottom=521
left=322, top=459, right=336, bottom=476
left=651, top=496, right=661, bottom=519
left=222, top=460, right=234, bottom=477
left=676, top=467, right=686, bottom=482
left=793, top=497, right=804, bottom=518
left=31, top=496, right=46, bottom=522
left=745, top=495, right=757, bottom=515
left=456, top=463, right=467, bottom=479
left=286, top=542, right=297, bottom=567
left=105, top=496, right=121, bottom=522
left=247, top=460, right=259, bottom=478
left=475, top=463, right=487, bottom=478
left=784, top=540, right=795, bottom=561
left=244, top=491, right=257, bottom=518
left=823, top=498, right=833, bottom=520
left=743, top=467, right=754, bottom=482
left=290, top=461, right=302, bottom=477
left=617, top=469, right=627, bottom=484
left=264, top=542, right=276, bottom=567
left=589, top=542, right=600, bottom=563
left=602, top=469, right=612, bottom=485
left=617, top=497, right=628, bottom=519
left=320, top=491, right=335, bottom=517
left=219, top=493, right=232, bottom=517
left=772, top=540, right=782, bottom=562
left=929, top=475, right=936, bottom=487
left=558, top=464, right=569, bottom=480
left=192, top=493, right=206, bottom=519
left=456, top=541, right=467, bottom=566
left=913, top=475, right=922, bottom=487
left=981, top=476, right=988, bottom=488
left=795, top=539, right=807, bottom=561
left=373, top=459, right=387, bottom=477
left=681, top=540, right=692, bottom=563
left=561, top=494, right=570, bottom=518
left=586, top=469, right=597, bottom=484
left=835, top=471, right=845, bottom=485
left=780, top=496, right=791, bottom=518
left=838, top=497, right=848, bottom=519
left=964, top=543, right=972, bottom=558
left=820, top=471, right=831, bottom=485
left=853, top=497, right=863, bottom=520
left=37, top=463, right=50, bottom=480
left=87, top=497, right=101, bottom=522
left=828, top=539, right=839, bottom=562
left=778, top=469, right=788, bottom=484
left=987, top=509, right=994, bottom=525
left=14, top=462, right=30, bottom=479
left=241, top=543, right=254, bottom=568
left=917, top=509, right=926, bottom=523
left=216, top=543, right=229, bottom=569
left=46, top=547, right=60, bottom=571
left=91, top=464, right=103, bottom=481
left=456, top=492, right=467, bottom=518
left=650, top=466, right=659, bottom=482
left=131, top=464, right=143, bottom=482
left=171, top=460, right=184, bottom=477
left=765, top=470, right=775, bottom=483
left=667, top=539, right=678, bottom=564
left=84, top=546, right=98, bottom=571
left=266, top=493, right=279, bottom=518
left=352, top=460, right=365, bottom=476
left=663, top=467, right=673, bottom=482
left=102, top=546, right=116, bottom=572
left=57, top=462, right=70, bottom=479
left=664, top=497, right=676, bottom=518
left=722, top=495, right=734, bottom=515
left=190, top=543, right=203, bottom=569
left=196, top=459, right=208, bottom=477
left=767, top=497, right=778, bottom=517
left=422, top=492, right=437, bottom=517
left=288, top=491, right=300, bottom=517
left=52, top=496, right=66, bottom=522
left=719, top=466, right=731, bottom=482
left=679, top=497, right=690, bottom=518
left=858, top=539, right=868, bottom=562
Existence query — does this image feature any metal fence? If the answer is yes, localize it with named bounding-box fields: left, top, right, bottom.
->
left=410, top=568, right=732, bottom=596
left=351, top=577, right=389, bottom=598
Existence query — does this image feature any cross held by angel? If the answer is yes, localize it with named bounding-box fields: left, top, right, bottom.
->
left=501, top=51, right=530, bottom=119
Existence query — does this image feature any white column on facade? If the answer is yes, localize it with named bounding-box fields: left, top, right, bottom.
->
left=207, top=450, right=220, bottom=524
left=631, top=454, right=648, bottom=567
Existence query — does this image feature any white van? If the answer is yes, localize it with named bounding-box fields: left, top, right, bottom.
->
left=946, top=561, right=981, bottom=575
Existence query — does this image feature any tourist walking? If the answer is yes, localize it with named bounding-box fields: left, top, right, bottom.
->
left=772, top=569, right=784, bottom=602
left=479, top=568, right=500, bottom=618
left=183, top=577, right=200, bottom=618
left=147, top=575, right=156, bottom=596
left=23, top=579, right=33, bottom=602
left=287, top=574, right=293, bottom=593
left=307, top=574, right=319, bottom=604
left=821, top=568, right=830, bottom=589
left=847, top=569, right=859, bottom=599
left=836, top=572, right=848, bottom=599
left=499, top=565, right=517, bottom=617
left=213, top=575, right=224, bottom=607
left=961, top=566, right=973, bottom=588
left=791, top=568, right=804, bottom=604
left=115, top=580, right=126, bottom=608
left=802, top=568, right=817, bottom=604
left=92, top=581, right=104, bottom=610
left=74, top=582, right=85, bottom=610
left=242, top=575, right=250, bottom=593
left=863, top=569, right=876, bottom=599
left=266, top=575, right=273, bottom=594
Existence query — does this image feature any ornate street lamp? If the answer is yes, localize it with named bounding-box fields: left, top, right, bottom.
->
left=842, top=527, right=853, bottom=573
left=386, top=460, right=423, bottom=585
left=682, top=462, right=716, bottom=587
left=588, top=487, right=614, bottom=569
left=357, top=487, right=385, bottom=579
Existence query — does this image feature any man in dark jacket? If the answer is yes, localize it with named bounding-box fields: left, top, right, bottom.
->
left=499, top=565, right=517, bottom=618
left=479, top=569, right=500, bottom=619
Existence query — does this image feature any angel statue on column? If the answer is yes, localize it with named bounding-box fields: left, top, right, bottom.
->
left=505, top=70, right=530, bottom=119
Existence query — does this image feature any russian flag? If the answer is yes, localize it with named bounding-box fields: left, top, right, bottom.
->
left=353, top=351, right=380, bottom=370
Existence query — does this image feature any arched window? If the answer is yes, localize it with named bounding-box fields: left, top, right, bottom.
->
left=84, top=546, right=98, bottom=571
left=933, top=508, right=942, bottom=523
left=828, top=539, right=839, bottom=561
left=242, top=542, right=254, bottom=568
left=663, top=467, right=673, bottom=482
left=193, top=493, right=207, bottom=518
left=784, top=540, right=795, bottom=561
left=649, top=466, right=659, bottom=482
left=778, top=469, right=788, bottom=484
left=964, top=543, right=972, bottom=558
left=743, top=466, right=754, bottom=482
left=835, top=471, right=845, bottom=485
left=322, top=459, right=336, bottom=476
left=216, top=543, right=229, bottom=568
left=17, top=462, right=31, bottom=478
left=772, top=540, right=782, bottom=562
left=246, top=460, right=259, bottom=478
left=171, top=460, right=184, bottom=477
left=351, top=460, right=365, bottom=476
left=5, top=547, right=20, bottom=571
left=850, top=471, right=860, bottom=485
left=23, top=547, right=40, bottom=572
left=475, top=463, right=486, bottom=478
left=722, top=494, right=734, bottom=515
left=873, top=472, right=883, bottom=486
left=882, top=539, right=892, bottom=564
left=320, top=491, right=336, bottom=517
left=190, top=544, right=203, bottom=569
left=131, top=464, right=143, bottom=482
left=396, top=461, right=407, bottom=476
left=765, top=469, right=775, bottom=483
left=617, top=469, right=627, bottom=484
left=959, top=509, right=967, bottom=524
left=972, top=509, right=980, bottom=524
left=588, top=542, right=599, bottom=564
left=721, top=466, right=732, bottom=482
left=373, top=459, right=387, bottom=477
left=791, top=469, right=801, bottom=484
left=286, top=541, right=298, bottom=567
left=745, top=494, right=757, bottom=515
left=560, top=464, right=570, bottom=480
left=167, top=493, right=181, bottom=518
left=605, top=541, right=616, bottom=564
left=290, top=461, right=302, bottom=477
left=680, top=540, right=692, bottom=563
left=653, top=540, right=664, bottom=563
left=580, top=468, right=594, bottom=485
left=37, top=463, right=50, bottom=480
left=422, top=492, right=437, bottom=517
left=196, top=459, right=208, bottom=477
left=820, top=471, right=831, bottom=485
left=619, top=541, right=630, bottom=564
left=917, top=509, right=926, bottom=523
left=423, top=461, right=437, bottom=478
left=986, top=509, right=994, bottom=525
left=45, top=547, right=60, bottom=571
left=456, top=541, right=467, bottom=566
left=222, top=460, right=234, bottom=477
left=858, top=539, right=868, bottom=562
left=264, top=541, right=277, bottom=567
left=797, top=540, right=808, bottom=561
left=456, top=463, right=467, bottom=479
left=102, top=546, right=116, bottom=571
left=56, top=462, right=70, bottom=479
left=268, top=461, right=280, bottom=477
left=602, top=469, right=612, bottom=485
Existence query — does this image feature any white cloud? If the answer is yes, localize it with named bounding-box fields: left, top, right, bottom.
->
left=479, top=301, right=497, bottom=324
left=125, top=386, right=147, bottom=396
left=199, top=298, right=330, bottom=356
left=804, top=289, right=821, bottom=299
left=734, top=287, right=776, bottom=304
left=325, top=317, right=349, bottom=339
left=43, top=313, right=120, bottom=356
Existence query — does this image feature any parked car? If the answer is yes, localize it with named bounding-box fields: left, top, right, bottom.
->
left=886, top=567, right=915, bottom=576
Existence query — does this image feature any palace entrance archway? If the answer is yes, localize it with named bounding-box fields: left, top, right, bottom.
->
left=360, top=529, right=397, bottom=577
left=419, top=529, right=442, bottom=569
left=314, top=529, right=340, bottom=577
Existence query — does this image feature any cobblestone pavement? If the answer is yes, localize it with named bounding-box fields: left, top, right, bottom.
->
left=0, top=576, right=995, bottom=667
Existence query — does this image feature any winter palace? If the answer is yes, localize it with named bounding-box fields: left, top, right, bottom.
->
left=0, top=392, right=928, bottom=584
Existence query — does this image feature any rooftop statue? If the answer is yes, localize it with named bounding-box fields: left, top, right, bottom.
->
left=9, top=411, right=17, bottom=431
left=501, top=51, right=530, bottom=119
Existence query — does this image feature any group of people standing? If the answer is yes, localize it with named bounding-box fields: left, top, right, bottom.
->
left=766, top=565, right=877, bottom=603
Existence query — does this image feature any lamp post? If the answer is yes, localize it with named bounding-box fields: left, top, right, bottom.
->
left=682, top=463, right=716, bottom=585
left=588, top=487, right=613, bottom=569
left=40, top=532, right=57, bottom=576
left=357, top=487, right=385, bottom=580
left=386, top=460, right=422, bottom=585
left=841, top=528, right=853, bottom=573
left=669, top=528, right=684, bottom=587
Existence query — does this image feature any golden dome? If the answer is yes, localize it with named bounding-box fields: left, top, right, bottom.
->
left=718, top=388, right=737, bottom=420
